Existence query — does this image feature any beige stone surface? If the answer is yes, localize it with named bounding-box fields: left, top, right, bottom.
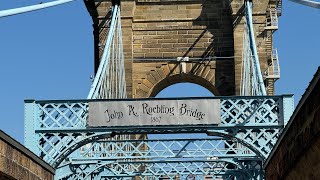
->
left=86, top=0, right=277, bottom=97
left=0, top=138, right=54, bottom=180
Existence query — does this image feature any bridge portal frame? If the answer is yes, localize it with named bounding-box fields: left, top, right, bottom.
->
left=24, top=95, right=293, bottom=179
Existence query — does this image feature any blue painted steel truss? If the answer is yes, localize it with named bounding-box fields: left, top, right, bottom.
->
left=25, top=96, right=294, bottom=179
left=56, top=159, right=263, bottom=179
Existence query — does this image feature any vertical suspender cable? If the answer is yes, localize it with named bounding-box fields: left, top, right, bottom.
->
left=245, top=0, right=267, bottom=95
left=118, top=13, right=127, bottom=98
left=88, top=5, right=119, bottom=99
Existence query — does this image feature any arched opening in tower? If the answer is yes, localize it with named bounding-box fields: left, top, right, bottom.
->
left=155, top=82, right=214, bottom=98
left=148, top=82, right=216, bottom=144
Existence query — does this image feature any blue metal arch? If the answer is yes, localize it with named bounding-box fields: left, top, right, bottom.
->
left=52, top=132, right=112, bottom=168
left=52, top=131, right=264, bottom=169
left=206, top=130, right=266, bottom=160
left=64, top=158, right=256, bottom=180
left=41, top=128, right=266, bottom=179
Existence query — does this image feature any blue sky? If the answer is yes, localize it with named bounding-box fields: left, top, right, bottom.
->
left=0, top=1, right=319, bottom=143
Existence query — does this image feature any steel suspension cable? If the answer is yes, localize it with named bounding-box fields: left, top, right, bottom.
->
left=0, top=0, right=74, bottom=18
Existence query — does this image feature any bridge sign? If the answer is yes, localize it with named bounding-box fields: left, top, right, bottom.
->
left=88, top=98, right=220, bottom=127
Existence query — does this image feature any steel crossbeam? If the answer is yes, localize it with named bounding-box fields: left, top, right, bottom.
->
left=56, top=159, right=262, bottom=180
left=26, top=96, right=289, bottom=129
left=53, top=138, right=262, bottom=179
left=73, top=138, right=256, bottom=160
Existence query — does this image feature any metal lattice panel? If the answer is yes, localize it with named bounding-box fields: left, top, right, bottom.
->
left=25, top=95, right=293, bottom=171
left=75, top=138, right=256, bottom=160
left=38, top=102, right=87, bottom=128
left=29, top=96, right=284, bottom=130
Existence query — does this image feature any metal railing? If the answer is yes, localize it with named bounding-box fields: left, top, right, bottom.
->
left=264, top=49, right=280, bottom=79
left=265, top=8, right=278, bottom=30
left=277, top=0, right=283, bottom=16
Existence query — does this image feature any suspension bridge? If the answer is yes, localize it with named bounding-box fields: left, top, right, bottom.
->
left=3, top=0, right=317, bottom=179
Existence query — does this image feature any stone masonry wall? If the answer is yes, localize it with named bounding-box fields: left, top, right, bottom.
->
left=85, top=0, right=277, bottom=97
left=265, top=68, right=320, bottom=179
left=0, top=131, right=54, bottom=180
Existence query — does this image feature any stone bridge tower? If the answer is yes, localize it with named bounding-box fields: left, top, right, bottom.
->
left=85, top=0, right=281, bottom=97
